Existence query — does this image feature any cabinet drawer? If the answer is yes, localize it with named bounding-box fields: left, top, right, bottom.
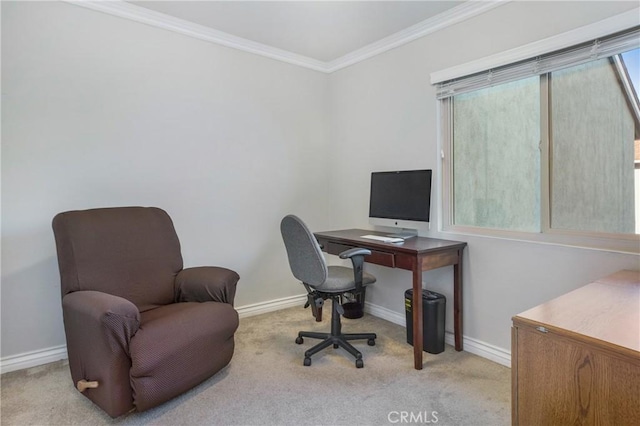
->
left=326, top=241, right=395, bottom=268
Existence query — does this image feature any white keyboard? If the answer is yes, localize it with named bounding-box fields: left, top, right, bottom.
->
left=360, top=235, right=404, bottom=243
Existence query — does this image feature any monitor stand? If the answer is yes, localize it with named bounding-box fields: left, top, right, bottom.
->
left=389, top=229, right=418, bottom=240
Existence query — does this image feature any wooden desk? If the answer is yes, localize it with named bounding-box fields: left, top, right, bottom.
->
left=314, top=228, right=467, bottom=370
left=511, top=270, right=640, bottom=425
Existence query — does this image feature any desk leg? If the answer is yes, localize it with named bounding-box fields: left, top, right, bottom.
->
left=454, top=251, right=463, bottom=351
left=412, top=267, right=423, bottom=370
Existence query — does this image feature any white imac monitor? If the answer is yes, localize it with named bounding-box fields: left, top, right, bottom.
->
left=368, top=169, right=432, bottom=238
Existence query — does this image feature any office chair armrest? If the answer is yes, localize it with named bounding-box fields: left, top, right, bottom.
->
left=339, top=248, right=371, bottom=291
left=338, top=248, right=372, bottom=259
left=175, top=266, right=240, bottom=306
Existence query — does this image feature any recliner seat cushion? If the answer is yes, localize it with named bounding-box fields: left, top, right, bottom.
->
left=129, top=302, right=239, bottom=411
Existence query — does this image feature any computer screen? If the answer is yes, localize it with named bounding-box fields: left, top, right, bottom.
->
left=369, top=169, right=432, bottom=234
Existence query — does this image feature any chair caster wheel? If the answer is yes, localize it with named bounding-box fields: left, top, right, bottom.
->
left=303, top=357, right=312, bottom=366
left=295, top=336, right=304, bottom=344
left=367, top=338, right=376, bottom=346
left=356, top=359, right=364, bottom=368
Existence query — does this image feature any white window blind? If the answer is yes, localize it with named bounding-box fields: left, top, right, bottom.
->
left=436, top=26, right=640, bottom=99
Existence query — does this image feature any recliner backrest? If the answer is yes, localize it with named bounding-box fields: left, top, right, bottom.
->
left=280, top=215, right=328, bottom=287
left=52, top=206, right=183, bottom=308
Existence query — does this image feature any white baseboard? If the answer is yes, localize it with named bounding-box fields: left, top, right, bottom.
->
left=0, top=345, right=68, bottom=374
left=236, top=294, right=308, bottom=318
left=0, top=295, right=510, bottom=373
left=365, top=302, right=512, bottom=367
left=456, top=334, right=511, bottom=367
left=0, top=295, right=308, bottom=374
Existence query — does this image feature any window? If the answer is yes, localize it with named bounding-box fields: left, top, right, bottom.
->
left=550, top=56, right=637, bottom=234
left=438, top=27, right=640, bottom=252
left=451, top=77, right=541, bottom=232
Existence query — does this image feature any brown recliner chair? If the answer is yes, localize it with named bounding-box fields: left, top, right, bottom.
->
left=52, top=206, right=239, bottom=417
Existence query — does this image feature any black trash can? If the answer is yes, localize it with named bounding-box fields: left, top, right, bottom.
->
left=405, top=289, right=446, bottom=354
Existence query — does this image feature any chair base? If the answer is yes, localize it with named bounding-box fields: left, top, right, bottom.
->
left=295, top=296, right=376, bottom=368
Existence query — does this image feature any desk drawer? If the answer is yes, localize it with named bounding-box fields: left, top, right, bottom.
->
left=326, top=241, right=395, bottom=268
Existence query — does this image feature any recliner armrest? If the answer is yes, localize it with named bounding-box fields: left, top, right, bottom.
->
left=175, top=266, right=239, bottom=306
left=62, top=290, right=140, bottom=417
left=63, top=290, right=140, bottom=335
left=62, top=290, right=140, bottom=348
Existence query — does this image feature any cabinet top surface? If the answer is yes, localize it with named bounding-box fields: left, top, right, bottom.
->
left=513, top=270, right=640, bottom=354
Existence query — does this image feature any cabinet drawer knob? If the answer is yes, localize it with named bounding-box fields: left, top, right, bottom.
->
left=535, top=326, right=549, bottom=333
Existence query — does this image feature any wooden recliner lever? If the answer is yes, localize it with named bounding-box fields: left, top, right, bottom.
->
left=77, top=379, right=99, bottom=392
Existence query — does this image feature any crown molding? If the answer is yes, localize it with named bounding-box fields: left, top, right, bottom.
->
left=64, top=0, right=508, bottom=74
left=64, top=0, right=328, bottom=72
left=326, top=0, right=508, bottom=73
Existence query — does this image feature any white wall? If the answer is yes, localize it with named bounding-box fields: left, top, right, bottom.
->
left=2, top=0, right=639, bottom=364
left=327, top=0, right=640, bottom=352
left=1, top=1, right=329, bottom=358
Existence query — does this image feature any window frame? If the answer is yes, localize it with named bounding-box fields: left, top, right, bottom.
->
left=435, top=12, right=640, bottom=254
left=439, top=70, right=640, bottom=253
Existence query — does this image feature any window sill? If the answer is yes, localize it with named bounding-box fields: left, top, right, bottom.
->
left=440, top=225, right=640, bottom=255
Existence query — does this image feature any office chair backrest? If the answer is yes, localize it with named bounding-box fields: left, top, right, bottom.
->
left=280, top=215, right=328, bottom=287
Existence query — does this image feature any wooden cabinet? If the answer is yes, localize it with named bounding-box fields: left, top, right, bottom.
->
left=511, top=270, right=640, bottom=425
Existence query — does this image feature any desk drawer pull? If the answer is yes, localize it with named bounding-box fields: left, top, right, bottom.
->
left=326, top=242, right=395, bottom=268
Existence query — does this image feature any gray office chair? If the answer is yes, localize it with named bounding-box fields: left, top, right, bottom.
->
left=280, top=215, right=377, bottom=368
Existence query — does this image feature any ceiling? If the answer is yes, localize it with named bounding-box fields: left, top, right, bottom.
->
left=129, top=1, right=465, bottom=63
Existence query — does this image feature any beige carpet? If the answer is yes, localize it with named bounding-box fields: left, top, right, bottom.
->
left=1, top=305, right=510, bottom=425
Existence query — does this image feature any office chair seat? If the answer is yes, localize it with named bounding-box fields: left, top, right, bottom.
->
left=320, top=266, right=376, bottom=292
left=281, top=215, right=377, bottom=368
